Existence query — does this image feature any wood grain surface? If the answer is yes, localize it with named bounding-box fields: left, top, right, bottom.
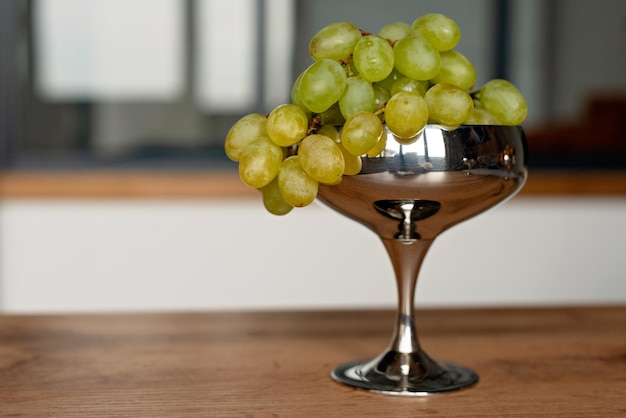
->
left=1, top=170, right=626, bottom=198
left=0, top=307, right=624, bottom=416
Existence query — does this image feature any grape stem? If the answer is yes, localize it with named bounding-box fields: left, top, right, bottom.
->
left=307, top=114, right=322, bottom=135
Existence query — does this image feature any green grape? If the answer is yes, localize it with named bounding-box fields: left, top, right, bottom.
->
left=424, top=83, right=474, bottom=126
left=374, top=67, right=402, bottom=94
left=384, top=91, right=429, bottom=139
left=261, top=177, right=293, bottom=216
left=309, top=22, right=362, bottom=61
left=320, top=123, right=358, bottom=175
left=316, top=124, right=340, bottom=142
left=238, top=136, right=284, bottom=189
left=411, top=13, right=460, bottom=51
left=318, top=102, right=346, bottom=126
left=352, top=35, right=395, bottom=82
left=266, top=104, right=309, bottom=147
left=430, top=50, right=476, bottom=90
left=299, top=59, right=348, bottom=113
left=291, top=72, right=313, bottom=115
left=298, top=134, right=345, bottom=185
left=366, top=129, right=387, bottom=157
left=390, top=77, right=429, bottom=97
left=378, top=22, right=412, bottom=43
left=393, top=36, right=441, bottom=81
left=224, top=113, right=267, bottom=162
left=338, top=77, right=376, bottom=120
left=465, top=107, right=501, bottom=125
left=278, top=156, right=319, bottom=207
left=372, top=84, right=390, bottom=113
left=341, top=111, right=384, bottom=156
left=337, top=142, right=363, bottom=175
left=476, top=79, right=528, bottom=125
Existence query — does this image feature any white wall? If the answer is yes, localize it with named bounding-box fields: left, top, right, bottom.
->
left=2, top=196, right=625, bottom=313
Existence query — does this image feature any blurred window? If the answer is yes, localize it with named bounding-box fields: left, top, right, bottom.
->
left=1, top=0, right=295, bottom=168
left=34, top=0, right=185, bottom=101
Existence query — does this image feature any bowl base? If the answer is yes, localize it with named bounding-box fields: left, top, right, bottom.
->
left=331, top=359, right=478, bottom=396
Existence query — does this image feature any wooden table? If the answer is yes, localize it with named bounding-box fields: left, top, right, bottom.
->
left=0, top=307, right=624, bottom=417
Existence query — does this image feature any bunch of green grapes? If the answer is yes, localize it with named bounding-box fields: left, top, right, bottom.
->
left=225, top=13, right=528, bottom=215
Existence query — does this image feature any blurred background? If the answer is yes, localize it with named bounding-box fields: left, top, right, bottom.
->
left=0, top=0, right=625, bottom=312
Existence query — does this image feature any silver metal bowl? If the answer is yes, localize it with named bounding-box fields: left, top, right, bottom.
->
left=317, top=125, right=527, bottom=395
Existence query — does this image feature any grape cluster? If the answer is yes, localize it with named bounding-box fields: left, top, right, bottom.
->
left=224, top=13, right=528, bottom=215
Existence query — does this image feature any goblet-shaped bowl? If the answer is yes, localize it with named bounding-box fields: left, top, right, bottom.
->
left=317, top=124, right=527, bottom=395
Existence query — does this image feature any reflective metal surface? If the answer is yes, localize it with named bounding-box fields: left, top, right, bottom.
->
left=318, top=125, right=527, bottom=395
